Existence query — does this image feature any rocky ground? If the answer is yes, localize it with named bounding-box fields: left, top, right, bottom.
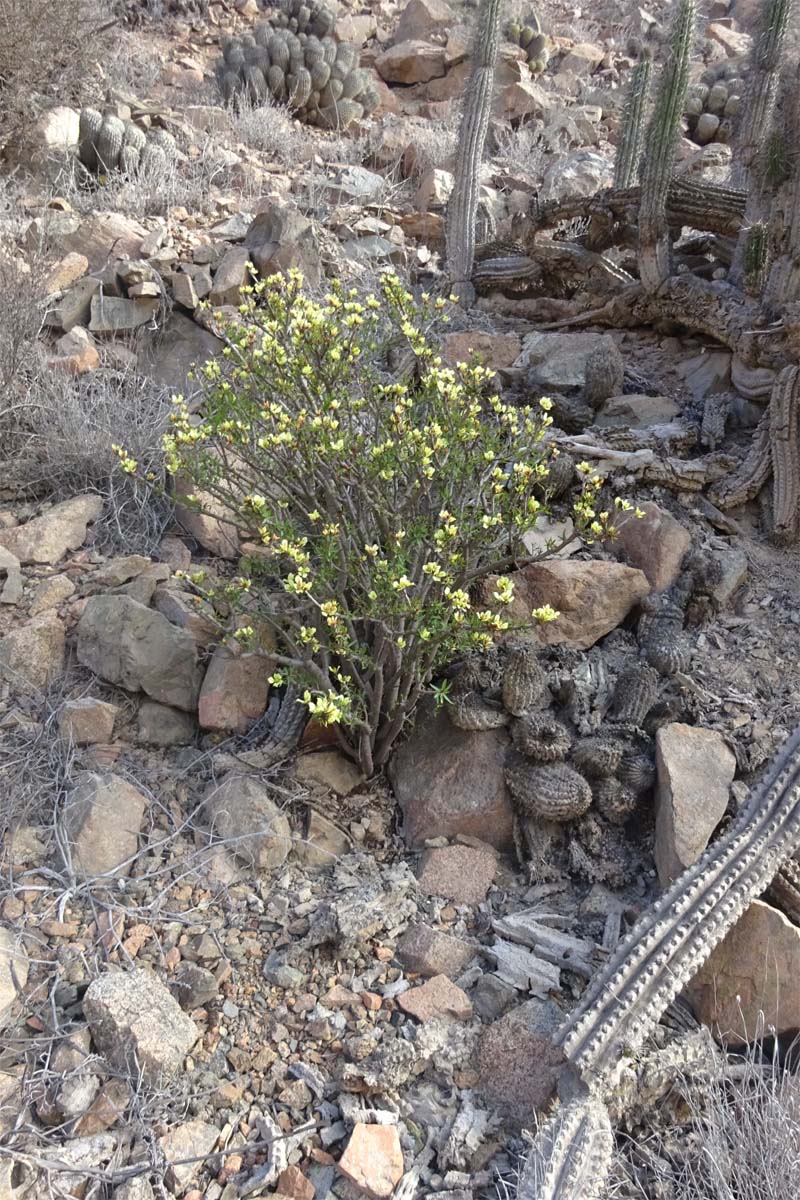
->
left=2, top=0, right=800, bottom=1198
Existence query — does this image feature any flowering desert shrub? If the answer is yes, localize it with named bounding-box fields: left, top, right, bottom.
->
left=133, top=270, right=628, bottom=774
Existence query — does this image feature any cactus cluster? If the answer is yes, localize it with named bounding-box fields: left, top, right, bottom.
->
left=505, top=12, right=550, bottom=75
left=77, top=108, right=177, bottom=177
left=117, top=0, right=209, bottom=22
left=216, top=4, right=378, bottom=130
left=685, top=62, right=743, bottom=146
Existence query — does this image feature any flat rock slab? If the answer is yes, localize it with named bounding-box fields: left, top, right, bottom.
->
left=689, top=900, right=800, bottom=1039
left=159, top=1120, right=219, bottom=1191
left=337, top=1123, right=404, bottom=1199
left=389, top=699, right=514, bottom=851
left=514, top=331, right=620, bottom=390
left=0, top=495, right=102, bottom=565
left=203, top=775, right=292, bottom=872
left=60, top=772, right=147, bottom=879
left=655, top=723, right=736, bottom=885
left=416, top=843, right=498, bottom=905
left=83, top=968, right=198, bottom=1082
left=0, top=611, right=65, bottom=690
left=476, top=998, right=565, bottom=1124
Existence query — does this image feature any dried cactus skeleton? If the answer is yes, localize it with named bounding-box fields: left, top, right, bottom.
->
left=446, top=0, right=800, bottom=542
left=215, top=0, right=378, bottom=131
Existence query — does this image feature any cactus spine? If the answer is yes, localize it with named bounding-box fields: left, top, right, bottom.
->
left=764, top=59, right=800, bottom=304
left=637, top=0, right=696, bottom=291
left=613, top=56, right=652, bottom=190
left=445, top=0, right=504, bottom=306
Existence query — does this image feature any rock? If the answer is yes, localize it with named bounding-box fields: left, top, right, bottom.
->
left=0, top=547, right=22, bottom=605
left=84, top=968, right=198, bottom=1082
left=73, top=1079, right=131, bottom=1136
left=0, top=1068, right=23, bottom=1135
left=336, top=13, right=378, bottom=43
left=0, top=495, right=102, bottom=565
left=62, top=213, right=147, bottom=269
left=173, top=476, right=240, bottom=559
left=245, top=205, right=321, bottom=286
left=485, top=561, right=650, bottom=650
left=710, top=548, right=748, bottom=608
left=389, top=699, right=513, bottom=851
left=137, top=700, right=196, bottom=746
left=477, top=999, right=565, bottom=1122
left=494, top=78, right=551, bottom=122
left=610, top=502, right=691, bottom=591
left=295, top=810, right=352, bottom=872
left=47, top=328, right=98, bottom=374
left=676, top=349, right=731, bottom=399
left=198, top=647, right=270, bottom=734
left=655, top=723, right=736, bottom=886
left=114, top=1180, right=154, bottom=1200
left=394, top=0, right=453, bottom=41
left=151, top=586, right=218, bottom=649
left=472, top=973, right=516, bottom=1020
left=514, top=331, right=620, bottom=392
left=29, top=572, right=76, bottom=615
left=541, top=149, right=614, bottom=200
left=44, top=252, right=90, bottom=295
left=295, top=751, right=364, bottom=796
left=0, top=928, right=29, bottom=1030
left=558, top=42, right=605, bottom=74
left=276, top=1166, right=315, bottom=1200
left=209, top=246, right=251, bottom=307
left=137, top=312, right=223, bottom=400
left=170, top=963, right=219, bottom=1010
left=443, top=331, right=522, bottom=371
left=595, top=393, right=681, bottom=429
left=689, top=900, right=800, bottom=1038
left=376, top=40, right=447, bottom=84
left=415, top=167, right=453, bottom=210
left=60, top=772, right=147, bottom=879
left=76, top=595, right=202, bottom=711
left=89, top=294, right=159, bottom=333
left=159, top=1120, right=219, bottom=1191
left=58, top=699, right=119, bottom=745
left=337, top=1123, right=404, bottom=1199
left=0, top=611, right=65, bottom=690
left=398, top=974, right=473, bottom=1022
left=51, top=276, right=103, bottom=332
left=203, top=776, right=292, bottom=872
left=321, top=165, right=387, bottom=205
left=707, top=21, right=752, bottom=56
left=11, top=106, right=80, bottom=177
left=417, top=843, right=498, bottom=905
left=396, top=922, right=477, bottom=978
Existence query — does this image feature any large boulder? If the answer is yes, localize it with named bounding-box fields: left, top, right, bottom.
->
left=245, top=205, right=321, bottom=287
left=689, top=900, right=800, bottom=1039
left=59, top=773, right=147, bottom=879
left=83, top=969, right=198, bottom=1083
left=203, top=776, right=292, bottom=872
left=0, top=495, right=102, bottom=565
left=375, top=40, right=447, bottom=84
left=655, top=724, right=736, bottom=885
left=76, top=595, right=202, bottom=711
left=483, top=560, right=650, bottom=650
left=137, top=312, right=223, bottom=401
left=198, top=647, right=270, bottom=734
left=514, top=331, right=622, bottom=392
left=389, top=699, right=514, bottom=851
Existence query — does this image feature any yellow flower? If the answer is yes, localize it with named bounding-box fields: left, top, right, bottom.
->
left=532, top=604, right=560, bottom=623
left=492, top=576, right=515, bottom=605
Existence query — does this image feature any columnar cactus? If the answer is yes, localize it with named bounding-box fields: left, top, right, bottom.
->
left=637, top=0, right=696, bottom=291
left=613, top=55, right=652, bottom=190
left=445, top=0, right=504, bottom=306
left=731, top=0, right=794, bottom=190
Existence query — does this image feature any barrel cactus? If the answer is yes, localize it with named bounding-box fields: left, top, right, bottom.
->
left=505, top=10, right=550, bottom=75
left=685, top=60, right=744, bottom=146
left=76, top=109, right=177, bottom=177
left=216, top=12, right=378, bottom=130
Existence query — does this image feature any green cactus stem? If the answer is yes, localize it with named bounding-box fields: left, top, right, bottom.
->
left=613, top=56, right=652, bottom=189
